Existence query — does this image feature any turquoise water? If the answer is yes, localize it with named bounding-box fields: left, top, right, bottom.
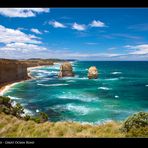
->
left=4, top=61, right=148, bottom=124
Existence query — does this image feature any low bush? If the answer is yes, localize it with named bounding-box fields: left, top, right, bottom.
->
left=24, top=115, right=31, bottom=121
left=121, top=112, right=148, bottom=132
left=39, top=112, right=48, bottom=123
left=0, top=96, right=10, bottom=105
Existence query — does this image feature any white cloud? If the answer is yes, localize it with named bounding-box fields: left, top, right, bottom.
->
left=0, top=42, right=47, bottom=52
left=68, top=53, right=120, bottom=58
left=0, top=8, right=50, bottom=17
left=90, top=20, right=105, bottom=27
left=31, top=28, right=42, bottom=34
left=0, top=25, right=41, bottom=44
left=126, top=44, right=148, bottom=55
left=0, top=25, right=48, bottom=59
left=72, top=22, right=86, bottom=31
left=49, top=21, right=66, bottom=28
left=44, top=30, right=49, bottom=33
left=0, top=42, right=48, bottom=59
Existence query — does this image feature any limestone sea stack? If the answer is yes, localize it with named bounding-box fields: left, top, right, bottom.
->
left=58, top=62, right=74, bottom=78
left=88, top=66, right=98, bottom=79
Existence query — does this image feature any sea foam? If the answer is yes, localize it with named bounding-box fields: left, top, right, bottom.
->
left=111, top=72, right=122, bottom=75
left=8, top=95, right=22, bottom=100
left=67, top=80, right=76, bottom=82
left=23, top=109, right=34, bottom=116
left=115, top=95, right=119, bottom=98
left=31, top=69, right=50, bottom=74
left=58, top=93, right=98, bottom=102
left=52, top=104, right=99, bottom=115
left=98, top=87, right=112, bottom=90
left=105, top=78, right=119, bottom=81
left=37, top=83, right=69, bottom=87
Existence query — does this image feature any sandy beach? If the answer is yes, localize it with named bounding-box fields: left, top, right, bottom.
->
left=0, top=82, right=19, bottom=96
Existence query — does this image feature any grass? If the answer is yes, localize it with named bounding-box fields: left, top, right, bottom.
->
left=0, top=112, right=125, bottom=138
left=0, top=95, right=148, bottom=138
left=0, top=112, right=148, bottom=137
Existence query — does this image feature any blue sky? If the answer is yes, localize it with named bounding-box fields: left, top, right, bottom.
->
left=0, top=8, right=148, bottom=60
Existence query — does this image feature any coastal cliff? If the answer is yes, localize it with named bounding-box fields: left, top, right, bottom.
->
left=19, top=59, right=54, bottom=67
left=0, top=59, right=62, bottom=88
left=0, top=59, right=28, bottom=87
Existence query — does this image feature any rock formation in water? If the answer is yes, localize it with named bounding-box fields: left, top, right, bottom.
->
left=58, top=62, right=74, bottom=77
left=88, top=66, right=98, bottom=79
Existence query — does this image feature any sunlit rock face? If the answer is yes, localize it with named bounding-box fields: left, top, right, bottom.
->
left=58, top=62, right=74, bottom=77
left=88, top=66, right=98, bottom=79
left=0, top=59, right=28, bottom=85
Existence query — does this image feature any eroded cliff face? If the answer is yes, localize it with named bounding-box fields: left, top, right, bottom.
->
left=0, top=59, right=28, bottom=86
left=0, top=59, right=56, bottom=87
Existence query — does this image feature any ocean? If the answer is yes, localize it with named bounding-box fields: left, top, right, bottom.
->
left=3, top=61, right=148, bottom=124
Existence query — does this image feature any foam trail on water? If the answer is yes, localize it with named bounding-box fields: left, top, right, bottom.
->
left=8, top=95, right=22, bottom=100
left=23, top=109, right=34, bottom=116
left=37, top=83, right=69, bottom=87
left=67, top=80, right=76, bottom=82
left=30, top=69, right=51, bottom=74
left=105, top=78, right=119, bottom=81
left=36, top=109, right=40, bottom=113
left=58, top=93, right=99, bottom=102
left=111, top=72, right=122, bottom=75
left=98, top=87, right=112, bottom=90
left=52, top=104, right=100, bottom=115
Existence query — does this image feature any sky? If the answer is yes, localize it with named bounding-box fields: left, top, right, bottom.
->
left=0, top=8, right=148, bottom=61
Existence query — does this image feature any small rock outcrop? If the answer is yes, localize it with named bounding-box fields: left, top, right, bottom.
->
left=58, top=62, right=74, bottom=77
left=88, top=66, right=98, bottom=79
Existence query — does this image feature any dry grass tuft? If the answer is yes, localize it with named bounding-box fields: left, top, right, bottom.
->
left=0, top=112, right=125, bottom=137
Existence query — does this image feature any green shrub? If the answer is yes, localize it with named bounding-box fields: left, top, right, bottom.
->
left=39, top=112, right=48, bottom=122
left=0, top=96, right=10, bottom=104
left=121, top=112, right=148, bottom=132
left=31, top=117, right=41, bottom=123
left=125, top=127, right=148, bottom=137
left=0, top=106, right=11, bottom=114
left=24, top=115, right=31, bottom=121
left=12, top=103, right=24, bottom=117
left=30, top=112, right=48, bottom=123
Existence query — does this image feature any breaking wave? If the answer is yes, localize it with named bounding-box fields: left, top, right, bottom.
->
left=98, top=87, right=112, bottom=90
left=37, top=83, right=69, bottom=87
left=111, top=72, right=122, bottom=75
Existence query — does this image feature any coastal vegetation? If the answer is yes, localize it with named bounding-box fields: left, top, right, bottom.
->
left=0, top=96, right=148, bottom=137
left=0, top=96, right=48, bottom=123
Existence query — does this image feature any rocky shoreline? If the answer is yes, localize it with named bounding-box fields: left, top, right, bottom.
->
left=0, top=59, right=65, bottom=96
